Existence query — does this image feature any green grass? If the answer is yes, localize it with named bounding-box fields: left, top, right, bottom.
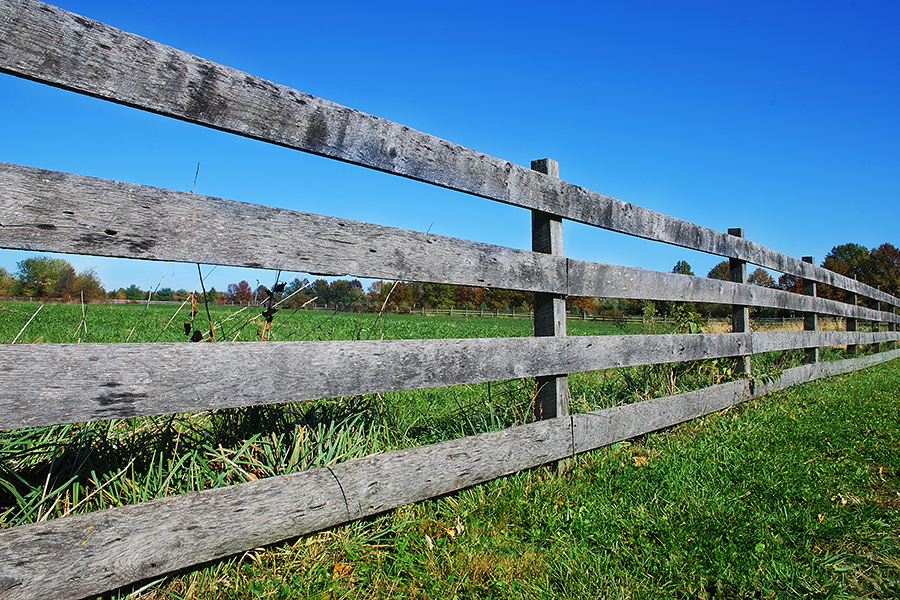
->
left=0, top=300, right=646, bottom=344
left=133, top=359, right=900, bottom=600
left=1, top=301, right=897, bottom=598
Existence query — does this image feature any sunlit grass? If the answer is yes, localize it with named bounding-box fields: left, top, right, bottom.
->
left=122, top=359, right=900, bottom=600
left=2, top=300, right=897, bottom=598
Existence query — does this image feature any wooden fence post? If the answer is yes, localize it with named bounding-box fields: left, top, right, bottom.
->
left=728, top=228, right=751, bottom=375
left=846, top=277, right=857, bottom=356
left=891, top=320, right=897, bottom=351
left=802, top=256, right=818, bottom=364
left=531, top=158, right=569, bottom=421
left=874, top=287, right=882, bottom=353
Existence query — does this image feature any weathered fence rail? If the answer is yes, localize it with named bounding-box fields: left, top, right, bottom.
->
left=0, top=1, right=898, bottom=598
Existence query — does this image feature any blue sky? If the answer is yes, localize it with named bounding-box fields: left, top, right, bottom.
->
left=1, top=0, right=897, bottom=294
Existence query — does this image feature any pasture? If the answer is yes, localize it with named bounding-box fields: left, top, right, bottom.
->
left=2, top=299, right=896, bottom=598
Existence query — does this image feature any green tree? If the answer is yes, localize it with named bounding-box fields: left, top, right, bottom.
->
left=421, top=283, right=455, bottom=309
left=707, top=261, right=730, bottom=281
left=672, top=261, right=694, bottom=276
left=123, top=284, right=146, bottom=301
left=822, top=243, right=870, bottom=280
left=0, top=267, right=15, bottom=297
left=748, top=268, right=776, bottom=288
left=867, top=243, right=900, bottom=298
left=310, top=279, right=332, bottom=305
left=70, top=268, right=106, bottom=300
left=329, top=279, right=365, bottom=307
left=15, top=256, right=76, bottom=297
left=284, top=278, right=312, bottom=308
left=203, top=287, right=221, bottom=304
left=155, top=287, right=175, bottom=302
left=821, top=243, right=871, bottom=301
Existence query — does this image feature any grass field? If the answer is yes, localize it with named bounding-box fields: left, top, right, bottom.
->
left=124, top=359, right=898, bottom=600
left=1, top=301, right=897, bottom=598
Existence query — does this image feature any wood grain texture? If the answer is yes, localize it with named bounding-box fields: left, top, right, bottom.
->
left=0, top=466, right=350, bottom=600
left=0, top=0, right=896, bottom=307
left=531, top=158, right=569, bottom=421
left=6, top=331, right=898, bottom=431
left=332, top=417, right=573, bottom=520
left=0, top=337, right=566, bottom=430
left=568, top=260, right=900, bottom=324
left=573, top=348, right=900, bottom=453
left=1, top=341, right=896, bottom=600
left=0, top=334, right=750, bottom=430
left=1, top=159, right=894, bottom=323
left=728, top=228, right=751, bottom=374
left=0, top=162, right=565, bottom=293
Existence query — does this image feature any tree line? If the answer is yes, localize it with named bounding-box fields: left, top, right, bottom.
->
left=2, top=242, right=897, bottom=316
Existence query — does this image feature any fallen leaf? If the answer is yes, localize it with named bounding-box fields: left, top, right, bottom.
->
left=333, top=563, right=352, bottom=578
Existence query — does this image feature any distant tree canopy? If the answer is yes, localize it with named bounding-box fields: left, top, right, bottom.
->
left=820, top=242, right=900, bottom=301
left=672, top=261, right=695, bottom=276
left=0, top=267, right=16, bottom=297
left=224, top=281, right=253, bottom=303
left=4, top=243, right=897, bottom=312
left=747, top=268, right=776, bottom=288
left=707, top=261, right=730, bottom=281
left=12, top=256, right=106, bottom=299
left=15, top=256, right=75, bottom=297
left=869, top=243, right=900, bottom=298
left=707, top=261, right=775, bottom=288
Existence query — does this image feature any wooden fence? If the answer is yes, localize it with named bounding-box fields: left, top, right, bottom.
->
left=1, top=1, right=899, bottom=598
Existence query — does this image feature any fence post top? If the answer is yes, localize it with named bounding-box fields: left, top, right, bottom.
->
left=530, top=158, right=559, bottom=179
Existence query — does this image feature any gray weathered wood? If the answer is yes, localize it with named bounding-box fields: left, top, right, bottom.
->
left=749, top=330, right=897, bottom=354
left=0, top=466, right=350, bottom=600
left=531, top=158, right=568, bottom=421
left=0, top=162, right=565, bottom=294
left=0, top=336, right=896, bottom=599
left=802, top=256, right=818, bottom=363
left=573, top=347, right=900, bottom=453
left=847, top=283, right=858, bottom=356
left=0, top=337, right=565, bottom=430
left=4, top=160, right=896, bottom=324
left=0, top=0, right=896, bottom=308
left=0, top=418, right=571, bottom=600
left=728, top=228, right=751, bottom=375
left=331, top=416, right=573, bottom=519
left=568, top=259, right=900, bottom=323
left=5, top=331, right=898, bottom=431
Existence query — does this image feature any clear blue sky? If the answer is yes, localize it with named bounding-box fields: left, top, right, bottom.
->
left=1, top=0, right=897, bottom=294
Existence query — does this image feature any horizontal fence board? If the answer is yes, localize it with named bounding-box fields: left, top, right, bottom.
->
left=573, top=348, right=900, bottom=453
left=573, top=381, right=750, bottom=453
left=2, top=349, right=896, bottom=600
left=0, top=338, right=568, bottom=430
left=0, top=162, right=565, bottom=294
left=0, top=465, right=350, bottom=600
left=750, top=330, right=898, bottom=353
left=332, top=417, right=573, bottom=519
left=0, top=0, right=895, bottom=307
left=569, top=260, right=900, bottom=324
left=3, top=332, right=898, bottom=431
left=0, top=159, right=895, bottom=324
